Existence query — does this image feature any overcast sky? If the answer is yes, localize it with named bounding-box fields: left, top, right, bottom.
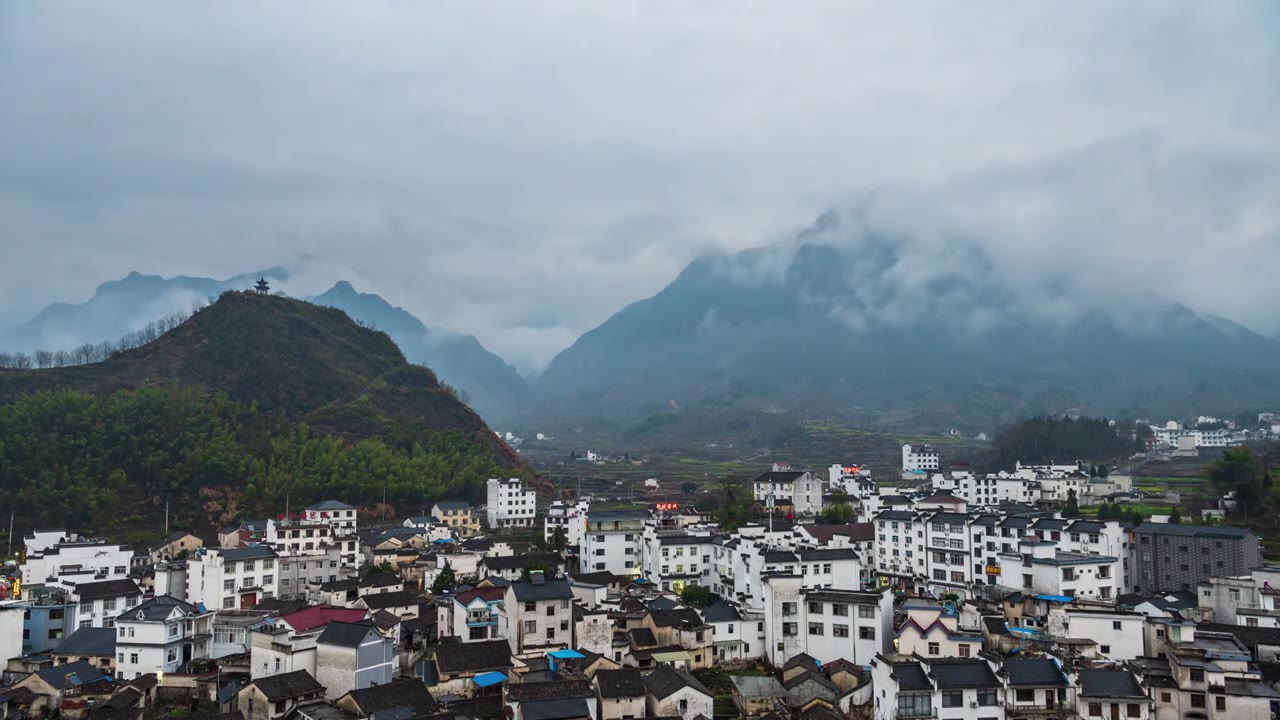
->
left=2, top=2, right=1278, bottom=372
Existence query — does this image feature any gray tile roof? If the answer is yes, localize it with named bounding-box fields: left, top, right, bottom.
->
left=931, top=660, right=1001, bottom=689
left=340, top=679, right=438, bottom=715
left=730, top=675, right=785, bottom=698
left=518, top=698, right=591, bottom=720
left=249, top=670, right=324, bottom=701
left=432, top=639, right=512, bottom=675
left=700, top=601, right=741, bottom=624
left=643, top=665, right=710, bottom=699
left=218, top=545, right=278, bottom=562
left=507, top=680, right=592, bottom=702
left=307, top=500, right=355, bottom=511
left=1003, top=658, right=1067, bottom=687
left=318, top=620, right=376, bottom=648
left=34, top=660, right=106, bottom=689
left=596, top=669, right=646, bottom=699
left=1133, top=522, right=1252, bottom=539
left=72, top=579, right=142, bottom=601
left=118, top=594, right=193, bottom=623
left=890, top=662, right=931, bottom=690
left=510, top=579, right=574, bottom=602
left=53, top=627, right=116, bottom=657
left=1077, top=669, right=1145, bottom=698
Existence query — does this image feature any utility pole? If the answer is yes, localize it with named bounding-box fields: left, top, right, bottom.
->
left=7, top=509, right=13, bottom=558
left=165, top=502, right=170, bottom=535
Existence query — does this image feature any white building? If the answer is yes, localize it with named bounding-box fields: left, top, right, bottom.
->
left=544, top=500, right=589, bottom=547
left=186, top=545, right=280, bottom=610
left=114, top=595, right=214, bottom=680
left=1062, top=608, right=1146, bottom=660
left=486, top=478, right=537, bottom=529
left=874, top=511, right=927, bottom=587
left=761, top=575, right=892, bottom=667
left=501, top=575, right=574, bottom=656
left=68, top=579, right=142, bottom=629
left=871, top=655, right=1006, bottom=720
left=644, top=534, right=716, bottom=592
left=22, top=534, right=134, bottom=592
left=581, top=509, right=647, bottom=575
left=902, top=444, right=941, bottom=473
left=752, top=470, right=824, bottom=516
left=303, top=500, right=360, bottom=567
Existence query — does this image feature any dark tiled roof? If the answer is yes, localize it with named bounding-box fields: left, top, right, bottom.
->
left=629, top=628, right=658, bottom=647
left=569, top=571, right=617, bottom=586
left=360, top=591, right=420, bottom=610
left=432, top=640, right=512, bottom=675
left=1077, top=670, right=1145, bottom=698
left=763, top=551, right=798, bottom=564
left=1133, top=522, right=1252, bottom=539
left=507, top=680, right=592, bottom=702
left=510, top=579, right=574, bottom=602
left=54, top=627, right=115, bottom=656
left=754, top=471, right=806, bottom=484
left=596, top=669, right=646, bottom=698
left=73, top=579, right=142, bottom=601
left=481, top=553, right=565, bottom=572
left=218, top=545, right=278, bottom=562
left=782, top=670, right=836, bottom=693
left=1003, top=658, right=1067, bottom=687
left=1197, top=622, right=1280, bottom=651
left=362, top=574, right=402, bottom=588
left=341, top=679, right=438, bottom=714
left=700, top=601, right=741, bottom=624
left=643, top=665, right=710, bottom=699
left=440, top=695, right=503, bottom=720
left=318, top=620, right=376, bottom=648
left=118, top=594, right=193, bottom=622
left=585, top=510, right=650, bottom=522
left=783, top=653, right=821, bottom=672
left=308, top=500, right=355, bottom=511
left=249, top=670, right=324, bottom=701
left=34, top=660, right=106, bottom=689
left=876, top=511, right=915, bottom=522
left=931, top=660, right=1001, bottom=689
left=519, top=698, right=591, bottom=720
left=433, top=501, right=470, bottom=511
left=648, top=608, right=705, bottom=630
left=797, top=548, right=858, bottom=561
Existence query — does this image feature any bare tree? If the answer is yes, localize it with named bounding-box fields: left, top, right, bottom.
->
left=12, top=352, right=32, bottom=369
left=34, top=349, right=53, bottom=369
left=0, top=352, right=11, bottom=369
left=53, top=349, right=70, bottom=367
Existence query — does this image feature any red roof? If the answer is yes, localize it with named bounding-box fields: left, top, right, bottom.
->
left=281, top=605, right=369, bottom=633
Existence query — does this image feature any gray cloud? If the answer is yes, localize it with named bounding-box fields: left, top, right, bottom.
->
left=1, top=2, right=1278, bottom=372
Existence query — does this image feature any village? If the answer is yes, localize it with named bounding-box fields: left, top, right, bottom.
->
left=0, top=432, right=1276, bottom=720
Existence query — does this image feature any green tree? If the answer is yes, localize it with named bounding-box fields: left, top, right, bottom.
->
left=431, top=561, right=457, bottom=594
left=1063, top=488, right=1081, bottom=518
left=682, top=481, right=698, bottom=495
left=549, top=525, right=568, bottom=553
left=680, top=583, right=716, bottom=608
left=1168, top=506, right=1182, bottom=524
left=1097, top=503, right=1115, bottom=520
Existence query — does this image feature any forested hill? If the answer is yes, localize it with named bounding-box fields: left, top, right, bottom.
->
left=0, top=290, right=524, bottom=537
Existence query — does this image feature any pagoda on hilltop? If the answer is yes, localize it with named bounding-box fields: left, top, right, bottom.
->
left=254, top=278, right=270, bottom=294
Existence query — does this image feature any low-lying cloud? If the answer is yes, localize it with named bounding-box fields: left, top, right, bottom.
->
left=1, top=2, right=1278, bottom=371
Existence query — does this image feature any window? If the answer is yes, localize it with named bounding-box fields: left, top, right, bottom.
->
left=897, top=694, right=932, bottom=718
left=927, top=642, right=939, bottom=656
left=525, top=602, right=536, bottom=612
left=523, top=620, right=536, bottom=633
left=831, top=603, right=848, bottom=616
left=1215, top=697, right=1226, bottom=712
left=782, top=602, right=796, bottom=616
left=1101, top=645, right=1111, bottom=654
left=1229, top=588, right=1241, bottom=601
left=167, top=648, right=177, bottom=663
left=808, top=602, right=823, bottom=614
left=977, top=690, right=997, bottom=706
left=858, top=626, right=875, bottom=640
left=933, top=570, right=947, bottom=581
left=809, top=623, right=824, bottom=636
left=1160, top=693, right=1171, bottom=703
left=958, top=644, right=971, bottom=658
left=1112, top=621, right=1122, bottom=630
left=130, top=653, right=139, bottom=664
left=858, top=605, right=875, bottom=618
left=118, top=626, right=126, bottom=637
left=223, top=579, right=235, bottom=592
left=1190, top=694, right=1206, bottom=709
left=1016, top=689, right=1035, bottom=702
left=1190, top=668, right=1204, bottom=682
left=169, top=624, right=179, bottom=637
left=942, top=690, right=963, bottom=708
left=783, top=623, right=797, bottom=636
left=833, top=624, right=849, bottom=637
left=1088, top=703, right=1102, bottom=717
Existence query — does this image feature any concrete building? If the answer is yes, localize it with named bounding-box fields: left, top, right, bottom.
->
left=752, top=471, right=824, bottom=517
left=186, top=545, right=280, bottom=610
left=762, top=575, right=892, bottom=667
left=486, top=478, right=536, bottom=529
left=431, top=501, right=480, bottom=538
left=67, top=579, right=142, bottom=629
left=1131, top=523, right=1263, bottom=594
left=582, top=510, right=647, bottom=575
left=501, top=574, right=574, bottom=655
left=903, top=444, right=941, bottom=473
left=544, top=500, right=589, bottom=548
left=113, top=594, right=214, bottom=679
left=313, top=620, right=396, bottom=700
left=304, top=500, right=360, bottom=568
left=22, top=534, right=134, bottom=592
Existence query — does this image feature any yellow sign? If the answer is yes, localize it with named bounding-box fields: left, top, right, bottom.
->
left=985, top=565, right=1001, bottom=576
left=12, top=578, right=20, bottom=599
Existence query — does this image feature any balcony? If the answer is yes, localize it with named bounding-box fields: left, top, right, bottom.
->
left=893, top=710, right=936, bottom=719
left=1005, top=703, right=1066, bottom=715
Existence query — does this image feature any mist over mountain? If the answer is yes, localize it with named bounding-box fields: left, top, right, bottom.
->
left=0, top=270, right=530, bottom=422
left=311, top=281, right=529, bottom=420
left=533, top=209, right=1280, bottom=427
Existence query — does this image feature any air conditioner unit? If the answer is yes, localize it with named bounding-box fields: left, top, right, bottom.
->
left=970, top=702, right=979, bottom=709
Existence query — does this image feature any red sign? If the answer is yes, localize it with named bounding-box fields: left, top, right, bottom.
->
left=655, top=503, right=679, bottom=511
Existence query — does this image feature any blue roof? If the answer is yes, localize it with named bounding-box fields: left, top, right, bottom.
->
left=548, top=649, right=585, bottom=659
left=1009, top=626, right=1041, bottom=637
left=472, top=671, right=508, bottom=688
left=1035, top=594, right=1074, bottom=603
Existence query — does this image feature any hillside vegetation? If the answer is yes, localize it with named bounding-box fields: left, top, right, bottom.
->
left=0, top=291, right=523, bottom=535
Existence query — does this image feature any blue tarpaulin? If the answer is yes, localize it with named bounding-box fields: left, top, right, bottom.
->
left=472, top=672, right=508, bottom=688
left=1035, top=594, right=1074, bottom=603
left=548, top=649, right=585, bottom=660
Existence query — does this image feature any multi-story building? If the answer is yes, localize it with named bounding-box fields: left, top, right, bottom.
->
left=870, top=654, right=1004, bottom=720
left=644, top=533, right=716, bottom=592
left=752, top=471, right=824, bottom=516
left=304, top=500, right=360, bottom=567
left=761, top=575, right=891, bottom=667
left=113, top=594, right=215, bottom=679
left=186, top=545, right=280, bottom=610
left=500, top=574, right=574, bottom=656
left=1196, top=566, right=1280, bottom=628
left=1131, top=523, right=1263, bottom=594
left=902, top=444, right=941, bottom=473
left=581, top=510, right=647, bottom=575
left=249, top=605, right=368, bottom=680
left=1015, top=541, right=1122, bottom=602
left=923, top=511, right=979, bottom=599
left=431, top=501, right=481, bottom=538
left=1074, top=669, right=1151, bottom=720
left=67, top=579, right=142, bottom=629
left=486, top=478, right=537, bottom=529
left=22, top=533, right=134, bottom=592
left=544, top=500, right=589, bottom=547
